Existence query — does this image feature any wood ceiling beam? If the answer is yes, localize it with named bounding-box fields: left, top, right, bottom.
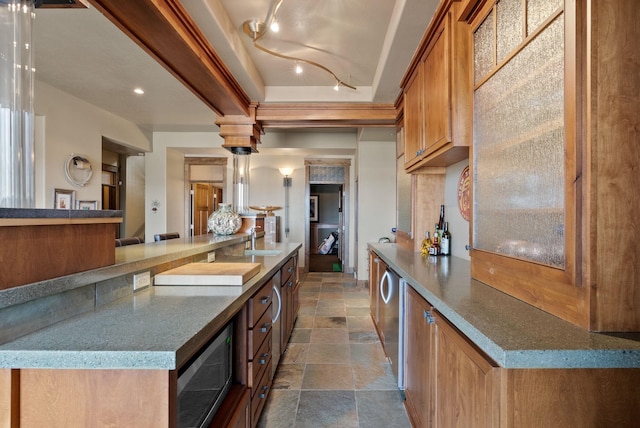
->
left=87, top=0, right=251, bottom=117
left=256, top=103, right=397, bottom=128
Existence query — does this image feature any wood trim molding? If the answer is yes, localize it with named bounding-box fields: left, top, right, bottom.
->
left=87, top=0, right=251, bottom=117
left=257, top=103, right=397, bottom=128
left=184, top=157, right=228, bottom=166
left=305, top=158, right=352, bottom=166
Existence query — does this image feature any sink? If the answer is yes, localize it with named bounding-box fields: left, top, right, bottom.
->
left=244, top=249, right=282, bottom=256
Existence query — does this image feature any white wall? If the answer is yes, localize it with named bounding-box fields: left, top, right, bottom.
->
left=444, top=159, right=470, bottom=260
left=356, top=140, right=397, bottom=280
left=34, top=80, right=151, bottom=208
left=125, top=155, right=146, bottom=237
left=148, top=130, right=359, bottom=268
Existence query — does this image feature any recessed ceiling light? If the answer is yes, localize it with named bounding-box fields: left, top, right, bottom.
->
left=133, top=88, right=144, bottom=95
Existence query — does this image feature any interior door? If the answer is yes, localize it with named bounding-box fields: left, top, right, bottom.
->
left=191, top=183, right=218, bottom=236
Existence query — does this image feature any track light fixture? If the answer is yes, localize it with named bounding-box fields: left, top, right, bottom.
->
left=242, top=0, right=356, bottom=91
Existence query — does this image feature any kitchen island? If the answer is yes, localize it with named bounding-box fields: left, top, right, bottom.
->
left=0, top=233, right=301, bottom=427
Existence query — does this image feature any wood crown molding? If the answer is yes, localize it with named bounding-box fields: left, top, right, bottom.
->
left=87, top=0, right=251, bottom=117
left=256, top=103, right=397, bottom=128
left=86, top=2, right=400, bottom=129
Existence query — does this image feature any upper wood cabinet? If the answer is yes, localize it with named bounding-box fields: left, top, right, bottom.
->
left=402, top=0, right=472, bottom=172
left=469, top=0, right=640, bottom=332
left=404, top=63, right=424, bottom=169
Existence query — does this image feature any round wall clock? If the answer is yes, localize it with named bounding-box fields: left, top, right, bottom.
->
left=457, top=165, right=470, bottom=222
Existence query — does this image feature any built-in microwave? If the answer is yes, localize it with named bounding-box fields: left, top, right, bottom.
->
left=177, top=321, right=233, bottom=428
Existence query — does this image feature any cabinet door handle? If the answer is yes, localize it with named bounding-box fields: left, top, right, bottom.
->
left=260, top=296, right=269, bottom=304
left=261, top=322, right=271, bottom=332
left=424, top=310, right=435, bottom=324
left=259, top=352, right=269, bottom=365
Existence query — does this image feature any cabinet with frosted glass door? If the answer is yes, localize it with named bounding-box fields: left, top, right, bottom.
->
left=468, top=0, right=640, bottom=331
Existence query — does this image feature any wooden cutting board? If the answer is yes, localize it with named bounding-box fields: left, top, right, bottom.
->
left=154, top=262, right=261, bottom=286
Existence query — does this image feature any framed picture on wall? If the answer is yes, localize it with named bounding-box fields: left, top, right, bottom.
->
left=310, top=195, right=319, bottom=222
left=54, top=188, right=75, bottom=210
left=77, top=200, right=98, bottom=210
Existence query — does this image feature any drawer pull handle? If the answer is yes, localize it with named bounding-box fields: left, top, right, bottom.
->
left=287, top=281, right=293, bottom=287
left=259, top=352, right=269, bottom=364
left=259, top=385, right=268, bottom=399
left=287, top=267, right=293, bottom=273
left=261, top=322, right=270, bottom=332
left=260, top=296, right=269, bottom=304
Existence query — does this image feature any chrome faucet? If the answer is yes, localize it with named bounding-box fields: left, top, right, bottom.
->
left=250, top=227, right=256, bottom=250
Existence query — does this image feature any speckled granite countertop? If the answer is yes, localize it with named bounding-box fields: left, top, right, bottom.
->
left=369, top=243, right=640, bottom=369
left=0, top=241, right=301, bottom=370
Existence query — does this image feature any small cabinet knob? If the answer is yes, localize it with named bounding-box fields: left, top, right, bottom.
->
left=259, top=385, right=268, bottom=399
left=260, top=296, right=269, bottom=304
left=261, top=322, right=270, bottom=332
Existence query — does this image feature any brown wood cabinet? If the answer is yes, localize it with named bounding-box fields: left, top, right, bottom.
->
left=402, top=0, right=472, bottom=172
left=434, top=311, right=499, bottom=427
left=280, top=255, right=298, bottom=350
left=210, top=384, right=250, bottom=428
left=368, top=251, right=387, bottom=344
left=404, top=284, right=499, bottom=428
left=468, top=0, right=640, bottom=332
left=403, top=282, right=640, bottom=428
left=404, top=286, right=435, bottom=428
left=403, top=62, right=424, bottom=169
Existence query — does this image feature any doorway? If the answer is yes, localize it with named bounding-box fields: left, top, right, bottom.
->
left=309, top=184, right=343, bottom=272
left=305, top=159, right=350, bottom=273
left=191, top=183, right=223, bottom=236
left=184, top=157, right=227, bottom=237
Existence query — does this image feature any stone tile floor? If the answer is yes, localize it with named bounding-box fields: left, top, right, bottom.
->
left=257, top=272, right=411, bottom=428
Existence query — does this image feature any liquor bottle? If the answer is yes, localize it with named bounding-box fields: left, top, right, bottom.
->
left=438, top=205, right=445, bottom=232
left=421, top=231, right=432, bottom=256
left=429, top=224, right=440, bottom=256
left=441, top=222, right=451, bottom=256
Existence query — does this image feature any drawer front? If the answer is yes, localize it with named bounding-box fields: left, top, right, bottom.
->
left=251, top=363, right=272, bottom=423
left=248, top=280, right=272, bottom=327
left=248, top=306, right=271, bottom=358
left=280, top=257, right=295, bottom=286
left=248, top=329, right=271, bottom=390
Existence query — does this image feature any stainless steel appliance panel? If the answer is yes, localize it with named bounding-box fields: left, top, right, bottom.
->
left=379, top=268, right=406, bottom=390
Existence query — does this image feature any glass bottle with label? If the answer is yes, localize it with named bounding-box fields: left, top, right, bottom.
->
left=421, top=231, right=432, bottom=256
left=441, top=222, right=451, bottom=256
left=429, top=224, right=440, bottom=256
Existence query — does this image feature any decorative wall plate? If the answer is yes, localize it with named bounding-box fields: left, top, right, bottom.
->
left=457, top=165, right=470, bottom=222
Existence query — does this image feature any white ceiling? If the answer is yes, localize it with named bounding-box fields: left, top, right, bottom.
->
left=33, top=0, right=439, bottom=140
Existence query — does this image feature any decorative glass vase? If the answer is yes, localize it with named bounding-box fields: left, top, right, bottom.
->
left=207, top=203, right=242, bottom=235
